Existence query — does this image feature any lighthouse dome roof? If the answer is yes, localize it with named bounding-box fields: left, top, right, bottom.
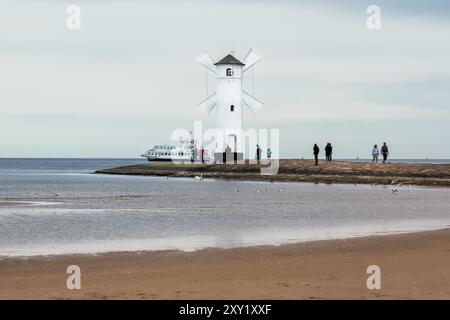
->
left=214, top=54, right=245, bottom=66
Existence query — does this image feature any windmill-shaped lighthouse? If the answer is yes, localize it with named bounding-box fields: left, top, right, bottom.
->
left=197, top=49, right=263, bottom=159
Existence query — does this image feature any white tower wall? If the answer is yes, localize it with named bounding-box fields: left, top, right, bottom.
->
left=215, top=64, right=243, bottom=152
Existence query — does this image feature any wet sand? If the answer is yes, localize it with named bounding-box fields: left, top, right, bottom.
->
left=95, top=160, right=450, bottom=187
left=1, top=229, right=449, bottom=300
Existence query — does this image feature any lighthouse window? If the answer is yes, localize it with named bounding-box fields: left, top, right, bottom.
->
left=226, top=68, right=233, bottom=76
left=230, top=105, right=234, bottom=112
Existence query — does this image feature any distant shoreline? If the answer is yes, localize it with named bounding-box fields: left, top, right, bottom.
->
left=2, top=158, right=450, bottom=167
left=95, top=159, right=450, bottom=187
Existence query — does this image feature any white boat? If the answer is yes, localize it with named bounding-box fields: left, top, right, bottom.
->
left=141, top=139, right=208, bottom=162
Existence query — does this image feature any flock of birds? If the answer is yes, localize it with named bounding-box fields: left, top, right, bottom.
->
left=232, top=187, right=285, bottom=193
left=192, top=175, right=286, bottom=193
left=338, top=183, right=412, bottom=196
left=192, top=175, right=413, bottom=195
left=244, top=187, right=284, bottom=193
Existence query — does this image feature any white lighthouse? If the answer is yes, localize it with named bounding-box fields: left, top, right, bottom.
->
left=197, top=49, right=263, bottom=158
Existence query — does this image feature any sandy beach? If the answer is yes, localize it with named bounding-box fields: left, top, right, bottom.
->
left=1, top=229, right=449, bottom=300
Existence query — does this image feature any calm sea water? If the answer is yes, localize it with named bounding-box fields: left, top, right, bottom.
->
left=0, top=158, right=450, bottom=257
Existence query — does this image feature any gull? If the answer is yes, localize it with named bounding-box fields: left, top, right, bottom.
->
left=234, top=189, right=239, bottom=192
left=392, top=189, right=399, bottom=195
left=256, top=189, right=262, bottom=194
left=338, top=189, right=343, bottom=194
left=278, top=187, right=285, bottom=192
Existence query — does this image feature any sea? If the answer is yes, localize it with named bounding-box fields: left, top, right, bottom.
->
left=0, top=158, right=449, bottom=257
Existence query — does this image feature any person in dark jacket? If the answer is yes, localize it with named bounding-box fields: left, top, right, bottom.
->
left=381, top=142, right=389, bottom=163
left=200, top=146, right=205, bottom=163
left=325, top=143, right=333, bottom=162
left=313, top=144, right=320, bottom=165
left=256, top=144, right=262, bottom=162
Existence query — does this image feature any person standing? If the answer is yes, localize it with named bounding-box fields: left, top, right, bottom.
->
left=200, top=146, right=205, bottom=163
left=267, top=148, right=272, bottom=159
left=381, top=142, right=389, bottom=163
left=325, top=143, right=333, bottom=162
left=372, top=144, right=379, bottom=163
left=256, top=144, right=261, bottom=161
left=313, top=143, right=320, bottom=165
left=329, top=143, right=333, bottom=161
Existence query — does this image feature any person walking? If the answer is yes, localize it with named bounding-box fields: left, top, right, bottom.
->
left=313, top=143, right=320, bottom=165
left=381, top=142, right=389, bottom=163
left=325, top=143, right=333, bottom=162
left=372, top=144, right=379, bottom=163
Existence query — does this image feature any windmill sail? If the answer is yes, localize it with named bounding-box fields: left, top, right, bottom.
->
left=242, top=90, right=264, bottom=113
left=198, top=92, right=217, bottom=114
left=196, top=51, right=217, bottom=73
left=242, top=48, right=261, bottom=72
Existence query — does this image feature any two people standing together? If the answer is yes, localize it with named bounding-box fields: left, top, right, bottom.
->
left=372, top=142, right=389, bottom=163
left=313, top=143, right=333, bottom=165
left=255, top=144, right=272, bottom=161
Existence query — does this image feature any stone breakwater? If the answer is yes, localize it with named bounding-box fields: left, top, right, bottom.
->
left=95, top=160, right=450, bottom=187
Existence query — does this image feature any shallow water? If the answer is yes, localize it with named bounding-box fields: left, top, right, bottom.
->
left=1, top=158, right=449, bottom=257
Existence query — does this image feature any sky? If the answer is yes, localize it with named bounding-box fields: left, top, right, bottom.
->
left=0, top=0, right=449, bottom=159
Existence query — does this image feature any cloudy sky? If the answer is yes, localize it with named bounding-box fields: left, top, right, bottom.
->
left=1, top=0, right=449, bottom=158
